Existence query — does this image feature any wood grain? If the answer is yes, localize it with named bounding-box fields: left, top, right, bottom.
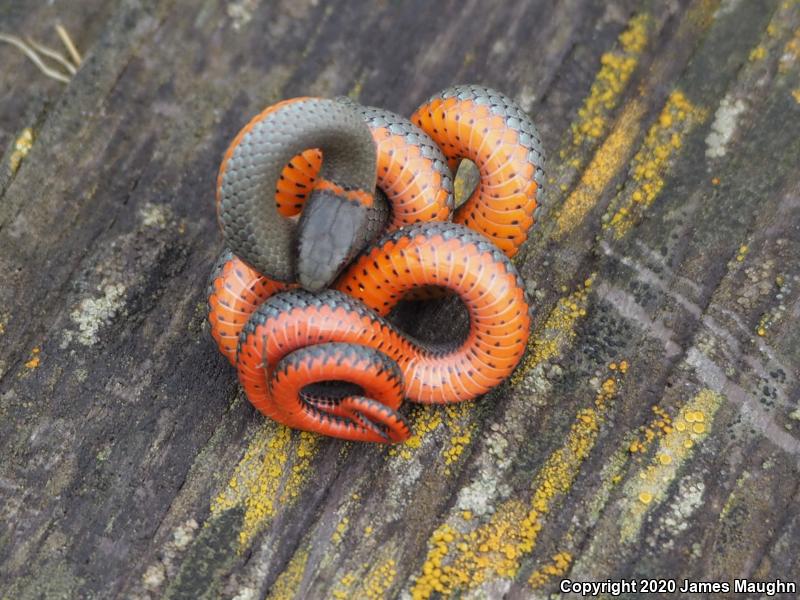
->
left=1, top=0, right=799, bottom=598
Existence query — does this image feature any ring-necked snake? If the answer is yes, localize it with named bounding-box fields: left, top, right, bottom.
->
left=208, top=85, right=546, bottom=443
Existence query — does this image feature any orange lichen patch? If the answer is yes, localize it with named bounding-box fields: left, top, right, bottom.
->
left=410, top=368, right=625, bottom=598
left=628, top=405, right=673, bottom=455
left=210, top=425, right=319, bottom=549
left=24, top=347, right=41, bottom=369
left=604, top=90, right=707, bottom=239
left=511, top=276, right=594, bottom=384
left=9, top=127, right=33, bottom=174
left=620, top=389, right=722, bottom=543
left=556, top=101, right=646, bottom=236
left=568, top=14, right=651, bottom=149
left=528, top=551, right=573, bottom=588
left=266, top=546, right=310, bottom=600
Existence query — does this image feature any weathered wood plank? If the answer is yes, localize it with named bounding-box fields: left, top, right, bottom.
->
left=1, top=0, right=799, bottom=598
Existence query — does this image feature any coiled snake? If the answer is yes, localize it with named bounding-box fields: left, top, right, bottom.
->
left=208, top=85, right=545, bottom=443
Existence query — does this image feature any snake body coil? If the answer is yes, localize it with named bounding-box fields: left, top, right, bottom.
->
left=217, top=98, right=383, bottom=289
left=209, top=86, right=545, bottom=442
left=412, top=84, right=546, bottom=255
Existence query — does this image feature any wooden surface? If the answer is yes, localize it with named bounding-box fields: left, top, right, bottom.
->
left=1, top=0, right=799, bottom=598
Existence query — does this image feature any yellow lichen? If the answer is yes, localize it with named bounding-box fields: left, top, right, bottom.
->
left=720, top=471, right=752, bottom=520
left=388, top=405, right=443, bottom=461
left=767, top=22, right=779, bottom=38
left=552, top=15, right=653, bottom=234
left=529, top=551, right=573, bottom=588
left=620, top=389, right=722, bottom=542
left=9, top=128, right=33, bottom=174
left=569, top=14, right=650, bottom=148
left=735, top=244, right=749, bottom=262
left=266, top=547, right=309, bottom=600
left=210, top=424, right=319, bottom=548
left=780, top=28, right=800, bottom=73
left=628, top=405, right=673, bottom=455
left=331, top=516, right=350, bottom=544
left=332, top=572, right=357, bottom=600
left=557, top=101, right=646, bottom=235
left=442, top=403, right=474, bottom=474
left=749, top=45, right=767, bottom=61
left=388, top=402, right=475, bottom=472
left=410, top=368, right=625, bottom=598
left=604, top=90, right=706, bottom=238
left=331, top=559, right=398, bottom=600
left=280, top=431, right=318, bottom=502
left=363, top=558, right=398, bottom=600
left=511, top=276, right=594, bottom=384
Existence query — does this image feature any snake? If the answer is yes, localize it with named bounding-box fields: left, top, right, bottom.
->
left=208, top=86, right=545, bottom=443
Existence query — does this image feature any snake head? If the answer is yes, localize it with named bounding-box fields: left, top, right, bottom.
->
left=297, top=188, right=370, bottom=292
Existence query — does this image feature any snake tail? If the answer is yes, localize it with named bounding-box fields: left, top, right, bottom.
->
left=236, top=222, right=531, bottom=442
